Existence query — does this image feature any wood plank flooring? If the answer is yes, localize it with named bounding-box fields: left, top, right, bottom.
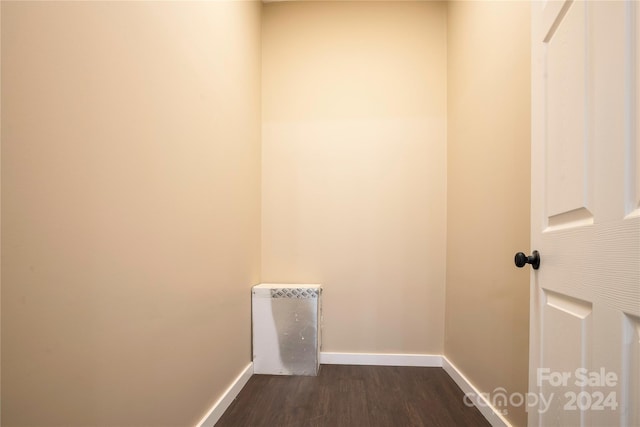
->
left=216, top=365, right=491, bottom=427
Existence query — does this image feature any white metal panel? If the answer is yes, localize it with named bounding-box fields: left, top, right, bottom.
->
left=252, top=284, right=321, bottom=376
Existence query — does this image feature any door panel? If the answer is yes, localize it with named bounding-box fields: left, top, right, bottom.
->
left=545, top=0, right=592, bottom=228
left=622, top=314, right=640, bottom=426
left=541, top=291, right=591, bottom=426
left=531, top=1, right=640, bottom=426
left=633, top=2, right=640, bottom=215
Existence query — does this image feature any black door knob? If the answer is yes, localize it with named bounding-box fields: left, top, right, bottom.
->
left=514, top=250, right=540, bottom=270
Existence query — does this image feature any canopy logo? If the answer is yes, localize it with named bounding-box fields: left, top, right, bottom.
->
left=464, top=368, right=618, bottom=415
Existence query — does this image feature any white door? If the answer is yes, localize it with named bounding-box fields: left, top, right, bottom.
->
left=530, top=1, right=640, bottom=426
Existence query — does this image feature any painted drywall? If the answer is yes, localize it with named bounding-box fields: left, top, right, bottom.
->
left=261, top=1, right=447, bottom=354
left=445, top=2, right=531, bottom=426
left=1, top=1, right=261, bottom=426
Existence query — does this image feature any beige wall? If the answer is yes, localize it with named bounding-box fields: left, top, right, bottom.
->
left=1, top=1, right=261, bottom=426
left=1, top=1, right=532, bottom=425
left=261, top=1, right=447, bottom=354
left=445, top=2, right=531, bottom=426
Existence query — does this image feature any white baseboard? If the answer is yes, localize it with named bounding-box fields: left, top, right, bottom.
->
left=320, top=352, right=442, bottom=367
left=195, top=362, right=254, bottom=427
left=442, top=357, right=511, bottom=427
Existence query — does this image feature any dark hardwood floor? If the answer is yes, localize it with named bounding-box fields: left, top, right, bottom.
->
left=216, top=365, right=491, bottom=427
